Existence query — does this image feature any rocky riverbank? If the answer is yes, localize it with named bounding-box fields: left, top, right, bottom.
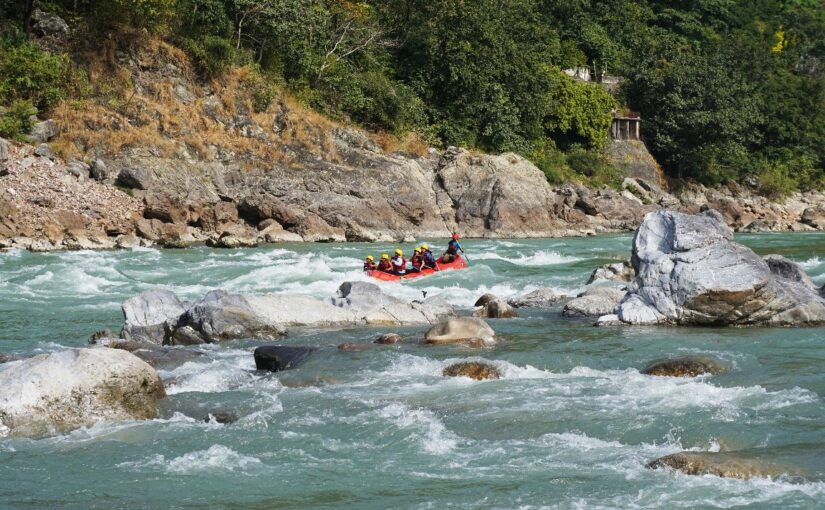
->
left=4, top=130, right=825, bottom=252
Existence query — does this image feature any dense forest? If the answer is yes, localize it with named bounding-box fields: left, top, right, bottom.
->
left=1, top=0, right=824, bottom=195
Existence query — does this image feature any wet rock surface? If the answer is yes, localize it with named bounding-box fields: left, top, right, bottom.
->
left=443, top=362, right=502, bottom=380
left=647, top=451, right=792, bottom=480
left=254, top=346, right=317, bottom=372
left=374, top=333, right=403, bottom=344
left=641, top=356, right=728, bottom=377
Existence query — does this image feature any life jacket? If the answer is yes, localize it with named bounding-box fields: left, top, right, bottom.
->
left=363, top=261, right=376, bottom=271
left=411, top=253, right=423, bottom=269
left=391, top=255, right=406, bottom=273
left=446, top=239, right=460, bottom=255
left=422, top=250, right=436, bottom=266
left=377, top=259, right=392, bottom=271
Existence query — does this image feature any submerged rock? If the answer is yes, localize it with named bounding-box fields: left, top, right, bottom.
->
left=641, top=356, right=727, bottom=377
left=203, top=411, right=238, bottom=425
left=120, top=289, right=188, bottom=344
left=507, top=288, right=563, bottom=308
left=443, top=362, right=501, bottom=380
left=374, top=333, right=403, bottom=344
left=337, top=342, right=372, bottom=352
left=0, top=348, right=165, bottom=437
left=647, top=451, right=790, bottom=480
left=254, top=345, right=317, bottom=372
left=563, top=287, right=626, bottom=317
left=614, top=210, right=825, bottom=326
left=424, top=317, right=496, bottom=346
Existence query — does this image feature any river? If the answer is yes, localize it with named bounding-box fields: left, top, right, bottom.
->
left=1, top=233, right=825, bottom=508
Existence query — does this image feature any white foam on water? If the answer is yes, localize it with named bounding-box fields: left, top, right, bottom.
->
left=798, top=256, right=822, bottom=270
left=161, top=349, right=278, bottom=395
left=358, top=355, right=818, bottom=424
left=636, top=471, right=825, bottom=508
left=378, top=402, right=460, bottom=454
left=471, top=249, right=582, bottom=266
left=119, top=444, right=263, bottom=474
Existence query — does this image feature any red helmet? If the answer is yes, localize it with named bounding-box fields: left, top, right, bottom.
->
left=451, top=233, right=461, bottom=240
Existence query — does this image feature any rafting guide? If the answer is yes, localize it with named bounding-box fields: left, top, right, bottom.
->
left=363, top=234, right=469, bottom=281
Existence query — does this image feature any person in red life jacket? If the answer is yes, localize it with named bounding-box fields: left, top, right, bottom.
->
left=441, top=233, right=464, bottom=263
left=420, top=244, right=438, bottom=270
left=377, top=253, right=392, bottom=272
left=391, top=248, right=407, bottom=275
left=409, top=247, right=424, bottom=272
left=363, top=255, right=377, bottom=271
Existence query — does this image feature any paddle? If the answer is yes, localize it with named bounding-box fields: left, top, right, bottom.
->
left=456, top=241, right=471, bottom=266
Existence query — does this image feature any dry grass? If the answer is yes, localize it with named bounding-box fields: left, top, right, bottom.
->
left=373, top=131, right=429, bottom=157
left=52, top=32, right=428, bottom=168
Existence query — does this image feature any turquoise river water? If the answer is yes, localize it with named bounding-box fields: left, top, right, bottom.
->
left=2, top=233, right=825, bottom=509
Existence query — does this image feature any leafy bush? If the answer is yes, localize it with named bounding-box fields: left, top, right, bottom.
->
left=181, top=36, right=235, bottom=77
left=527, top=140, right=571, bottom=184
left=756, top=163, right=798, bottom=200
left=566, top=145, right=622, bottom=188
left=0, top=37, right=70, bottom=111
left=0, top=99, right=38, bottom=140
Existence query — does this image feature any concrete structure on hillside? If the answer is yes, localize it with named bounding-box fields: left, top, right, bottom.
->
left=610, top=112, right=641, bottom=141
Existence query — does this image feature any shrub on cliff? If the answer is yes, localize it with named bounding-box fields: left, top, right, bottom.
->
left=0, top=36, right=70, bottom=111
left=0, top=99, right=37, bottom=140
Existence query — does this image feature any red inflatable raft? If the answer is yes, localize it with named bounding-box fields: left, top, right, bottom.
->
left=366, top=256, right=469, bottom=281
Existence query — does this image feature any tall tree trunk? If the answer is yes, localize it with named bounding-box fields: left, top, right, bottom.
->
left=23, top=0, right=35, bottom=36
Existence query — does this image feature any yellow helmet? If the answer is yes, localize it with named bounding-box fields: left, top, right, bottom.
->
left=366, top=255, right=374, bottom=261
left=381, top=253, right=390, bottom=260
left=414, top=247, right=422, bottom=253
left=421, top=244, right=429, bottom=250
left=394, top=248, right=403, bottom=256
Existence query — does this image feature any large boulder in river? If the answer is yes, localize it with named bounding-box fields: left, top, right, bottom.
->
left=120, top=289, right=188, bottom=344
left=254, top=346, right=317, bottom=372
left=615, top=210, right=825, bottom=326
left=424, top=317, right=496, bottom=346
left=647, top=451, right=791, bottom=480
left=0, top=348, right=165, bottom=437
left=563, top=287, right=626, bottom=317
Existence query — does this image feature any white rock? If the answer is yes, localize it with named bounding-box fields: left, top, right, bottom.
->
left=0, top=348, right=165, bottom=437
